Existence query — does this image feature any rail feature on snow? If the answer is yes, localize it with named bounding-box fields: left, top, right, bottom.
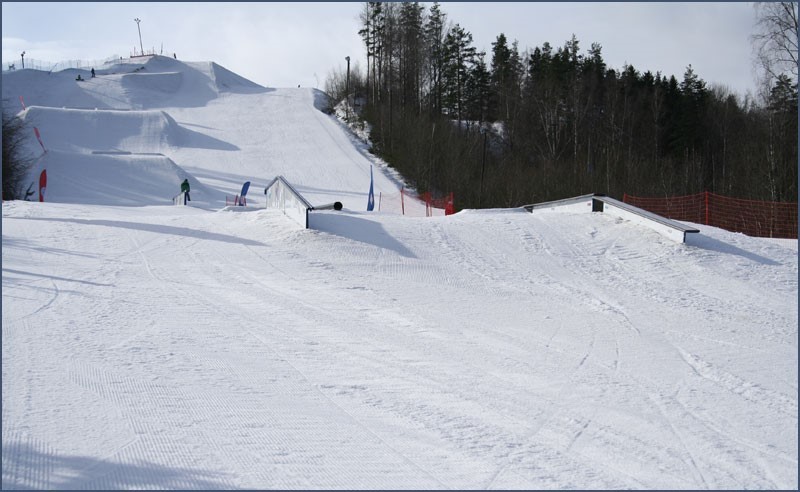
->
left=173, top=191, right=189, bottom=206
left=264, top=175, right=315, bottom=228
left=524, top=193, right=699, bottom=243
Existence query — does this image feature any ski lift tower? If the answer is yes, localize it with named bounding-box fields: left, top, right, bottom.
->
left=134, top=18, right=143, bottom=55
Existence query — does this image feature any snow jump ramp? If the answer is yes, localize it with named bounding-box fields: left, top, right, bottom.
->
left=524, top=193, right=699, bottom=243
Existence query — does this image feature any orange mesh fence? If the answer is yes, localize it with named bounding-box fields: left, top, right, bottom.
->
left=378, top=188, right=407, bottom=215
left=378, top=188, right=454, bottom=217
left=421, top=192, right=455, bottom=217
left=623, top=192, right=798, bottom=239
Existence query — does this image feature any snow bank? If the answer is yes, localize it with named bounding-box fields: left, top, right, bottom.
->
left=28, top=150, right=211, bottom=206
left=20, top=106, right=179, bottom=155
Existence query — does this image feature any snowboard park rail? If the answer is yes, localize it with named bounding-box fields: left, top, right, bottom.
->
left=524, top=193, right=699, bottom=243
left=264, top=175, right=314, bottom=229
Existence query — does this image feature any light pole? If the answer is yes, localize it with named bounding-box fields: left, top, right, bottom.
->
left=479, top=124, right=487, bottom=208
left=20, top=51, right=25, bottom=69
left=134, top=18, right=143, bottom=55
left=345, top=56, right=350, bottom=118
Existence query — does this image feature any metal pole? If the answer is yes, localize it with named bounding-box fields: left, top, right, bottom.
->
left=134, top=18, right=143, bottom=55
left=479, top=127, right=487, bottom=208
left=345, top=56, right=350, bottom=118
left=20, top=51, right=25, bottom=69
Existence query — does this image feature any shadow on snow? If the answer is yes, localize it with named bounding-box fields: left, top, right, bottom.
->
left=2, top=440, right=233, bottom=490
left=6, top=217, right=264, bottom=247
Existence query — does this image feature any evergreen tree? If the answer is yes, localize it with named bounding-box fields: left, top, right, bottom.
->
left=358, top=2, right=386, bottom=104
left=345, top=3, right=797, bottom=208
left=465, top=51, right=491, bottom=124
left=489, top=33, right=511, bottom=121
left=678, top=65, right=708, bottom=158
left=765, top=73, right=798, bottom=200
left=424, top=2, right=448, bottom=115
left=398, top=2, right=425, bottom=112
left=581, top=42, right=607, bottom=175
left=442, top=24, right=477, bottom=122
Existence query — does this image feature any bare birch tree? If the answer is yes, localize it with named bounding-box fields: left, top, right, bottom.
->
left=752, top=2, right=799, bottom=83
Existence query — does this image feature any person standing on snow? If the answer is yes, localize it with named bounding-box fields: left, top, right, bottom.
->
left=181, top=178, right=191, bottom=203
left=91, top=68, right=95, bottom=78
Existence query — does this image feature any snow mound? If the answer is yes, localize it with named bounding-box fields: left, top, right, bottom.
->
left=19, top=106, right=239, bottom=158
left=95, top=57, right=149, bottom=75
left=31, top=150, right=211, bottom=206
left=120, top=70, right=184, bottom=95
left=2, top=68, right=115, bottom=110
left=119, top=57, right=268, bottom=108
left=209, top=62, right=267, bottom=94
left=136, top=56, right=266, bottom=94
left=2, top=55, right=268, bottom=112
left=20, top=106, right=180, bottom=155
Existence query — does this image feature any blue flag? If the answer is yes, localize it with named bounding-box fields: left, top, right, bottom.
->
left=367, top=165, right=375, bottom=211
left=238, top=181, right=251, bottom=206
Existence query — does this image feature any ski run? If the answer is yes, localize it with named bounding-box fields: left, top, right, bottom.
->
left=2, top=55, right=797, bottom=489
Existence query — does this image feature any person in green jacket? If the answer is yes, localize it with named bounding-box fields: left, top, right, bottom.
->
left=181, top=178, right=191, bottom=203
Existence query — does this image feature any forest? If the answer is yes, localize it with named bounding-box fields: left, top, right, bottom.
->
left=326, top=2, right=798, bottom=210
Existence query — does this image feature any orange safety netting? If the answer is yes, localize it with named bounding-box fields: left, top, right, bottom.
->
left=420, top=192, right=455, bottom=217
left=378, top=188, right=455, bottom=217
left=623, top=192, right=798, bottom=239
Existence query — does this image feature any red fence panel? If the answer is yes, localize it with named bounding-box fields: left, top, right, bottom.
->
left=623, top=192, right=798, bottom=239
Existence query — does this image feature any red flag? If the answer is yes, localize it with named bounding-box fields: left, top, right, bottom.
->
left=38, top=170, right=47, bottom=202
left=33, top=127, right=46, bottom=153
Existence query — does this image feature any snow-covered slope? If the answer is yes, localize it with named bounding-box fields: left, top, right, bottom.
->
left=2, top=56, right=797, bottom=490
left=4, top=55, right=401, bottom=209
left=21, top=107, right=184, bottom=154
left=33, top=150, right=211, bottom=206
left=3, top=55, right=266, bottom=110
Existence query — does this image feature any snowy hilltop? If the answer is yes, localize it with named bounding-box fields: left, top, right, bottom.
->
left=2, top=55, right=797, bottom=490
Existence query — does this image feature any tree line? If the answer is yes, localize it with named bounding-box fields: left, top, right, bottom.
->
left=326, top=2, right=797, bottom=209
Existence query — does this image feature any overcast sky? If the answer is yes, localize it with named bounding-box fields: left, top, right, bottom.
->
left=2, top=2, right=760, bottom=97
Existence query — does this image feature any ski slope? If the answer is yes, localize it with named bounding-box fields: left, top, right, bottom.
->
left=7, top=55, right=402, bottom=210
left=2, top=55, right=798, bottom=489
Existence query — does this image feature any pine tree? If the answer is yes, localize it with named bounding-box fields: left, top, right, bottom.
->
left=442, top=24, right=477, bottom=122
left=489, top=34, right=511, bottom=121
left=678, top=65, right=708, bottom=155
left=466, top=51, right=491, bottom=124
left=345, top=3, right=796, bottom=206
left=398, top=2, right=424, bottom=112
left=424, top=2, right=448, bottom=115
left=765, top=74, right=798, bottom=200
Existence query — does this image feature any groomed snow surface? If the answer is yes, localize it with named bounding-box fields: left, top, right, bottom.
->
left=3, top=56, right=798, bottom=490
